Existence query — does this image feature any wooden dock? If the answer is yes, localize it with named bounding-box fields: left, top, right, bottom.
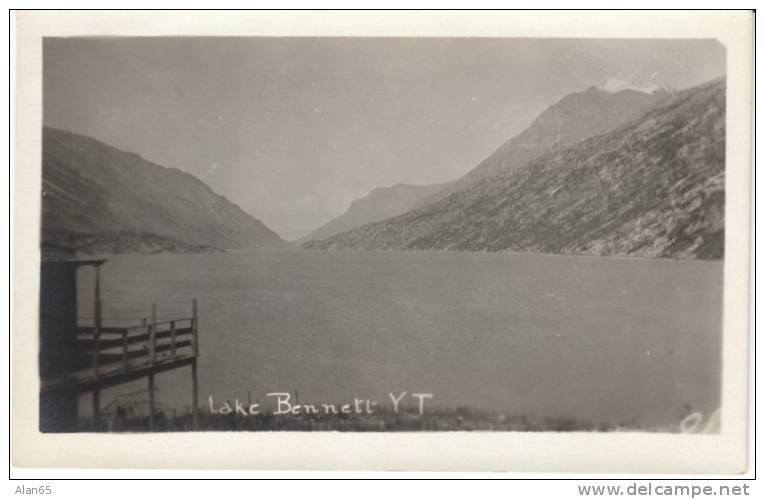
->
left=41, top=297, right=200, bottom=431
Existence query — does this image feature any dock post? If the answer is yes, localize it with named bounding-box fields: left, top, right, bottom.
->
left=122, top=328, right=129, bottom=371
left=92, top=387, right=101, bottom=431
left=148, top=373, right=155, bottom=432
left=170, top=320, right=176, bottom=358
left=93, top=266, right=101, bottom=377
left=150, top=304, right=157, bottom=365
left=192, top=299, right=199, bottom=356
left=192, top=359, right=198, bottom=430
left=148, top=304, right=157, bottom=432
left=91, top=266, right=102, bottom=431
left=191, top=298, right=199, bottom=430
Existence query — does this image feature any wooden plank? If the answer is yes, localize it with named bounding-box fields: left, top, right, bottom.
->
left=76, top=327, right=193, bottom=350
left=41, top=355, right=196, bottom=393
left=77, top=320, right=192, bottom=336
left=79, top=340, right=193, bottom=365
left=77, top=326, right=136, bottom=335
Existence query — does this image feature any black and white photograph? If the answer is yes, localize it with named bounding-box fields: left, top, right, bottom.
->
left=11, top=10, right=753, bottom=474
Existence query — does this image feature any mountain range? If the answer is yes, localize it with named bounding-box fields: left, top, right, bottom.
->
left=41, top=127, right=285, bottom=254
left=297, top=182, right=448, bottom=243
left=302, top=85, right=672, bottom=244
left=303, top=78, right=725, bottom=259
left=412, top=85, right=673, bottom=209
left=42, top=77, right=725, bottom=260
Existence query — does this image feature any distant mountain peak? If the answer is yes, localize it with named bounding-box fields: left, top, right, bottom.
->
left=598, top=77, right=661, bottom=94
left=399, top=80, right=671, bottom=213
left=304, top=78, right=725, bottom=260
left=298, top=182, right=448, bottom=243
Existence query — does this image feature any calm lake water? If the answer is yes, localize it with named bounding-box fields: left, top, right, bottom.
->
left=77, top=249, right=722, bottom=429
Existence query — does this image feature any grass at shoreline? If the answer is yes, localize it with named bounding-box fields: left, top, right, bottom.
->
left=75, top=404, right=679, bottom=433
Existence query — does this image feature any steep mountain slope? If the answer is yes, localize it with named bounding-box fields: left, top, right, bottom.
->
left=300, top=86, right=668, bottom=244
left=42, top=127, right=285, bottom=253
left=298, top=182, right=447, bottom=243
left=303, top=78, right=725, bottom=259
left=411, top=86, right=671, bottom=209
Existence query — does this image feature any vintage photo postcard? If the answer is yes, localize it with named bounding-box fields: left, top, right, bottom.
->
left=12, top=10, right=753, bottom=472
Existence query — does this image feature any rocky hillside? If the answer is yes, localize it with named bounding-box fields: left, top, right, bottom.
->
left=43, top=230, right=220, bottom=255
left=42, top=127, right=285, bottom=253
left=298, top=182, right=447, bottom=243
left=301, top=87, right=668, bottom=244
left=411, top=86, right=671, bottom=209
left=303, top=78, right=725, bottom=259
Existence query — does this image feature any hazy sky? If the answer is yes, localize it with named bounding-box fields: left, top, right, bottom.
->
left=43, top=38, right=725, bottom=240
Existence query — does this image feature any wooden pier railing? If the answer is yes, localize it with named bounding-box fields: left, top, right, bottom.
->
left=76, top=318, right=196, bottom=369
left=42, top=299, right=200, bottom=432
